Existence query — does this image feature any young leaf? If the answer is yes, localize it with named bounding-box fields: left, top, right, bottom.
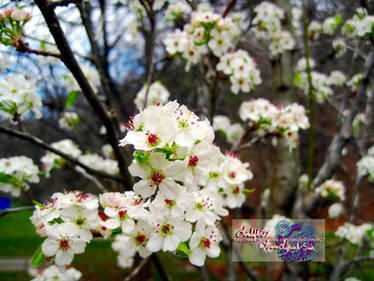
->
left=32, top=200, right=44, bottom=208
left=176, top=242, right=191, bottom=257
left=30, top=244, right=47, bottom=267
left=243, top=188, right=256, bottom=194
left=65, top=91, right=79, bottom=108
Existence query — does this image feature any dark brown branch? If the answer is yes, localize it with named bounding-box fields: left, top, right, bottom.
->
left=49, top=0, right=82, bottom=8
left=34, top=0, right=133, bottom=185
left=15, top=39, right=61, bottom=59
left=0, top=125, right=123, bottom=182
left=151, top=254, right=171, bottom=281
left=124, top=257, right=150, bottom=281
left=222, top=0, right=237, bottom=18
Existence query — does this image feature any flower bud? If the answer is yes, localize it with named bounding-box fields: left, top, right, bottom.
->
left=11, top=9, right=28, bottom=21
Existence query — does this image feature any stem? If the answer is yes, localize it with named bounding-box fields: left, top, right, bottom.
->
left=302, top=0, right=315, bottom=192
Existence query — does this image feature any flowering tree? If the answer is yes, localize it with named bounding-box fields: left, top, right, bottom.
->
left=0, top=0, right=374, bottom=280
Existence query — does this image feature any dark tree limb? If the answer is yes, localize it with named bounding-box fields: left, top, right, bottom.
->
left=34, top=0, right=133, bottom=185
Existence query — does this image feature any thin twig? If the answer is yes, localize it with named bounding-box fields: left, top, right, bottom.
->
left=142, top=6, right=156, bottom=109
left=124, top=257, right=150, bottom=281
left=222, top=0, right=237, bottom=18
left=0, top=206, right=34, bottom=218
left=71, top=166, right=108, bottom=193
left=151, top=254, right=171, bottom=281
left=49, top=0, right=82, bottom=8
left=0, top=125, right=123, bottom=182
left=15, top=39, right=61, bottom=59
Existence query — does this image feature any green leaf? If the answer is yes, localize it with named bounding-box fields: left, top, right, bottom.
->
left=30, top=244, right=47, bottom=267
left=133, top=151, right=151, bottom=164
left=0, top=172, right=11, bottom=183
left=65, top=91, right=79, bottom=108
left=334, top=14, right=342, bottom=26
left=111, top=227, right=122, bottom=236
left=294, top=73, right=302, bottom=86
left=154, top=143, right=180, bottom=159
left=243, top=188, right=256, bottom=194
left=176, top=242, right=191, bottom=257
left=32, top=200, right=44, bottom=208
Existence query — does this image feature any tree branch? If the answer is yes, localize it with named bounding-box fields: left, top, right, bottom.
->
left=0, top=125, right=122, bottom=182
left=49, top=0, right=82, bottom=9
left=222, top=0, right=237, bottom=18
left=312, top=51, right=374, bottom=188
left=34, top=0, right=133, bottom=185
left=15, top=38, right=61, bottom=59
left=0, top=206, right=34, bottom=218
left=124, top=257, right=150, bottom=281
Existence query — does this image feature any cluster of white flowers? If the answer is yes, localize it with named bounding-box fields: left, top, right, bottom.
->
left=294, top=59, right=346, bottom=103
left=31, top=191, right=102, bottom=266
left=163, top=5, right=242, bottom=71
left=335, top=223, right=373, bottom=245
left=343, top=8, right=374, bottom=38
left=322, top=15, right=342, bottom=35
left=332, top=38, right=347, bottom=57
left=239, top=98, right=309, bottom=150
left=328, top=202, right=344, bottom=218
left=41, top=139, right=82, bottom=177
left=308, top=21, right=322, bottom=40
left=357, top=146, right=374, bottom=182
left=116, top=101, right=253, bottom=266
left=0, top=156, right=39, bottom=197
left=0, top=74, right=42, bottom=120
left=216, top=50, right=261, bottom=94
left=40, top=139, right=119, bottom=176
left=252, top=2, right=295, bottom=56
left=78, top=154, right=119, bottom=176
left=347, top=73, right=363, bottom=92
left=165, top=1, right=191, bottom=21
left=126, top=0, right=166, bottom=19
left=58, top=112, right=79, bottom=131
left=30, top=265, right=82, bottom=281
left=213, top=115, right=244, bottom=145
left=315, top=179, right=345, bottom=201
left=134, top=81, right=170, bottom=110
left=63, top=64, right=101, bottom=93
left=0, top=7, right=31, bottom=46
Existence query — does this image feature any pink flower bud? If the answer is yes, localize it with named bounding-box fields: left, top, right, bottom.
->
left=5, top=9, right=13, bottom=18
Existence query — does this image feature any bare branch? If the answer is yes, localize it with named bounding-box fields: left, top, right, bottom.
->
left=15, top=39, right=61, bottom=59
left=49, top=0, right=82, bottom=9
left=222, top=0, right=237, bottom=18
left=34, top=0, right=133, bottom=185
left=312, top=51, right=374, bottom=188
left=124, top=257, right=150, bottom=281
left=0, top=206, right=34, bottom=218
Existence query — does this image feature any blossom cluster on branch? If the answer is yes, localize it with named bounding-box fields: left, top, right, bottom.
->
left=238, top=98, right=310, bottom=150
left=0, top=156, right=39, bottom=197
